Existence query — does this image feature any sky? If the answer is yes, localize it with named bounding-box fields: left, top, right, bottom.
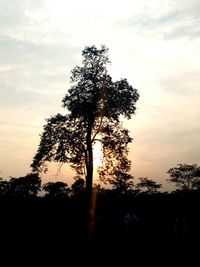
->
left=0, top=0, right=200, bottom=191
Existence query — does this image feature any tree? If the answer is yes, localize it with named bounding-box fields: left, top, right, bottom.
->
left=167, top=163, right=200, bottom=191
left=31, top=45, right=139, bottom=194
left=107, top=158, right=134, bottom=194
left=43, top=181, right=70, bottom=198
left=0, top=178, right=10, bottom=196
left=9, top=173, right=41, bottom=198
left=135, top=177, right=162, bottom=194
left=71, top=177, right=85, bottom=197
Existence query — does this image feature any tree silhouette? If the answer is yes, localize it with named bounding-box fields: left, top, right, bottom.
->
left=9, top=173, right=41, bottom=198
left=167, top=163, right=200, bottom=191
left=31, top=45, right=139, bottom=194
left=43, top=181, right=70, bottom=198
left=71, top=177, right=85, bottom=197
left=0, top=178, right=10, bottom=196
left=135, top=177, right=162, bottom=194
left=107, top=158, right=134, bottom=194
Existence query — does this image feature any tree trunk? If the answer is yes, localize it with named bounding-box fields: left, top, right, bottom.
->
left=85, top=118, right=96, bottom=248
left=86, top=118, right=93, bottom=195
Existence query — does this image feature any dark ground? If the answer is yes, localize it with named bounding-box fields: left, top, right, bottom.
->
left=0, top=192, right=199, bottom=266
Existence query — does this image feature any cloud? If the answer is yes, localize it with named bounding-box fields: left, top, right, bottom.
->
left=0, top=1, right=28, bottom=27
left=0, top=36, right=79, bottom=113
left=160, top=71, right=200, bottom=96
left=120, top=0, right=200, bottom=40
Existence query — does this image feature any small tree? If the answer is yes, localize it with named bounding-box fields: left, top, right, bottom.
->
left=9, top=173, right=41, bottom=198
left=135, top=177, right=162, bottom=194
left=43, top=181, right=70, bottom=198
left=167, top=163, right=200, bottom=191
left=31, top=45, right=139, bottom=195
left=71, top=177, right=85, bottom=197
left=107, top=158, right=134, bottom=194
left=0, top=178, right=10, bottom=196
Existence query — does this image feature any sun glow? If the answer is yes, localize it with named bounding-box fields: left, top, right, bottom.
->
left=93, top=142, right=103, bottom=170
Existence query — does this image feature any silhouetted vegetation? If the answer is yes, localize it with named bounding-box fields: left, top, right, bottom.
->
left=135, top=177, right=162, bottom=194
left=31, top=45, right=139, bottom=195
left=168, top=163, right=200, bottom=191
left=43, top=181, right=71, bottom=198
left=0, top=166, right=199, bottom=265
left=0, top=173, right=41, bottom=198
left=71, top=177, right=85, bottom=197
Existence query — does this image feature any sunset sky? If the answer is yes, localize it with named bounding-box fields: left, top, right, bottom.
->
left=0, top=0, right=199, bottom=190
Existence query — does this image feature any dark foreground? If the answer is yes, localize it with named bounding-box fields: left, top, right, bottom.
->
left=0, top=192, right=199, bottom=266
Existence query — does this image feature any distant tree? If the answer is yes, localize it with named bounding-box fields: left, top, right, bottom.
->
left=0, top=178, right=10, bottom=196
left=43, top=181, right=70, bottom=198
left=9, top=173, right=41, bottom=198
left=31, top=45, right=139, bottom=195
left=71, top=177, right=85, bottom=197
left=107, top=158, right=134, bottom=194
left=167, top=163, right=200, bottom=191
left=135, top=177, right=162, bottom=194
left=92, top=183, right=105, bottom=194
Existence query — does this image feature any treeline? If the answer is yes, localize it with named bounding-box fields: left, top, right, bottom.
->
left=0, top=164, right=199, bottom=265
left=0, top=163, right=200, bottom=199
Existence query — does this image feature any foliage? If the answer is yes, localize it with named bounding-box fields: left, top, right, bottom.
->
left=9, top=173, right=41, bottom=197
left=106, top=158, right=134, bottom=194
left=167, top=163, right=200, bottom=191
left=43, top=181, right=70, bottom=198
left=71, top=177, right=85, bottom=196
left=0, top=178, right=10, bottom=196
left=31, top=45, right=139, bottom=192
left=0, top=173, right=41, bottom=198
left=135, top=177, right=162, bottom=194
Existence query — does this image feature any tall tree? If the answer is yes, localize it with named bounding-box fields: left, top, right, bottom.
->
left=31, top=45, right=139, bottom=194
left=167, top=163, right=200, bottom=191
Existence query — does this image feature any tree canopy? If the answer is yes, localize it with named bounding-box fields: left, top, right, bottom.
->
left=31, top=45, right=139, bottom=193
left=135, top=177, right=162, bottom=194
left=43, top=181, right=70, bottom=198
left=167, top=163, right=200, bottom=191
left=0, top=173, right=41, bottom=198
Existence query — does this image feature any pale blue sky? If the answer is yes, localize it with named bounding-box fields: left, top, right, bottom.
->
left=0, top=0, right=200, bottom=190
